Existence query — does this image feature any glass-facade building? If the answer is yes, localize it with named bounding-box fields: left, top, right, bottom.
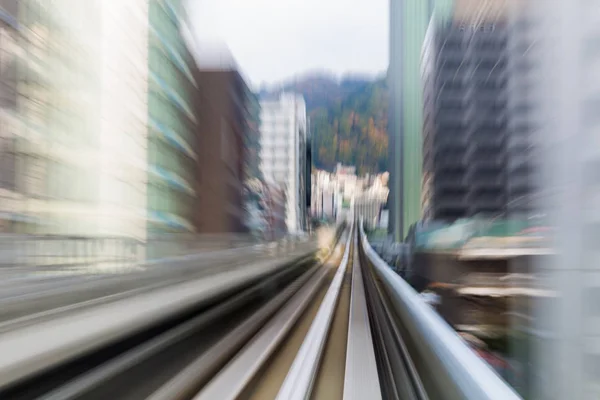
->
left=388, top=0, right=453, bottom=241
left=147, top=0, right=197, bottom=233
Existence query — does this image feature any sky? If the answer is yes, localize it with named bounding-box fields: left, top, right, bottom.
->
left=187, top=0, right=389, bottom=88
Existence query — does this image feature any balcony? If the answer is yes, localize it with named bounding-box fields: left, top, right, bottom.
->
left=471, top=174, right=505, bottom=189
left=436, top=112, right=468, bottom=127
left=433, top=194, right=469, bottom=212
left=433, top=141, right=467, bottom=157
left=435, top=133, right=469, bottom=147
left=436, top=98, right=470, bottom=112
left=473, top=39, right=508, bottom=52
left=467, top=133, right=505, bottom=148
left=473, top=50, right=508, bottom=64
left=434, top=154, right=468, bottom=170
left=437, top=90, right=469, bottom=105
left=470, top=195, right=506, bottom=210
left=472, top=93, right=508, bottom=107
left=439, top=47, right=466, bottom=62
left=433, top=174, right=469, bottom=189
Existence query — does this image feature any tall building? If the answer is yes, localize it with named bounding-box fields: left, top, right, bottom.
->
left=389, top=0, right=443, bottom=241
left=189, top=46, right=249, bottom=234
left=15, top=0, right=149, bottom=239
left=420, top=0, right=536, bottom=222
left=147, top=0, right=198, bottom=233
left=421, top=19, right=510, bottom=221
left=259, top=93, right=308, bottom=233
left=505, top=0, right=537, bottom=217
left=389, top=0, right=533, bottom=237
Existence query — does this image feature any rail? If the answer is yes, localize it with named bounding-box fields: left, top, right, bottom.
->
left=358, top=221, right=521, bottom=400
left=275, top=222, right=354, bottom=400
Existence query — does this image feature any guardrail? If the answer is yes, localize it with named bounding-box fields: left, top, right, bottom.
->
left=0, top=233, right=302, bottom=269
left=359, top=221, right=521, bottom=400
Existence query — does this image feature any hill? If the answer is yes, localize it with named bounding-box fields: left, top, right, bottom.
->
left=310, top=77, right=389, bottom=175
left=258, top=72, right=375, bottom=111
left=260, top=73, right=389, bottom=175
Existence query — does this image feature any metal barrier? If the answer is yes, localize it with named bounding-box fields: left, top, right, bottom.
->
left=0, top=235, right=143, bottom=268
left=0, top=231, right=323, bottom=269
left=0, top=234, right=263, bottom=269
left=359, top=221, right=521, bottom=400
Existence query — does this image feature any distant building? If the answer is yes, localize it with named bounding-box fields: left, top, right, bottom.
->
left=312, top=167, right=388, bottom=228
left=262, top=181, right=287, bottom=240
left=259, top=93, right=308, bottom=233
left=335, top=163, right=356, bottom=176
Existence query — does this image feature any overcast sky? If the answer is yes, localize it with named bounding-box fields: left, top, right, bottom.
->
left=187, top=0, right=388, bottom=88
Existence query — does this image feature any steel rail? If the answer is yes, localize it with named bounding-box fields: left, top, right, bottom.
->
left=145, top=227, right=348, bottom=400
left=192, top=264, right=329, bottom=400
left=32, top=258, right=315, bottom=400
left=274, top=222, right=354, bottom=400
left=147, top=262, right=317, bottom=400
left=0, top=250, right=314, bottom=391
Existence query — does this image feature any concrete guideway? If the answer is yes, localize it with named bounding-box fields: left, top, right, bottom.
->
left=0, top=240, right=316, bottom=334
left=0, top=222, right=521, bottom=399
left=0, top=245, right=317, bottom=392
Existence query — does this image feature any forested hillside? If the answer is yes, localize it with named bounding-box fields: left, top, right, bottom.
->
left=259, top=73, right=389, bottom=175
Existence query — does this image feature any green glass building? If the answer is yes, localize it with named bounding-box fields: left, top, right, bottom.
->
left=147, top=0, right=198, bottom=233
left=388, top=0, right=454, bottom=241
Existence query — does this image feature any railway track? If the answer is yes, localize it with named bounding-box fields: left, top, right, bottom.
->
left=0, top=222, right=431, bottom=400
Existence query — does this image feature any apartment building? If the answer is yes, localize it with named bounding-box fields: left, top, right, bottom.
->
left=422, top=20, right=510, bottom=221
left=421, top=0, right=537, bottom=223
left=259, top=93, right=308, bottom=233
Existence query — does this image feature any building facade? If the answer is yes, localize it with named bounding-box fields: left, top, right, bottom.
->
left=0, top=0, right=19, bottom=232
left=147, top=0, right=198, bottom=233
left=389, top=0, right=456, bottom=241
left=259, top=93, right=308, bottom=233
left=190, top=62, right=248, bottom=234
left=15, top=0, right=149, bottom=239
left=421, top=20, right=510, bottom=221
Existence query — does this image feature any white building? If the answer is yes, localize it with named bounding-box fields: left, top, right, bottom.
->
left=259, top=93, right=307, bottom=233
left=15, top=0, right=149, bottom=239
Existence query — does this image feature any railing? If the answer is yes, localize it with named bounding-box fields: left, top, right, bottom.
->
left=0, top=235, right=143, bottom=268
left=359, top=222, right=521, bottom=400
left=0, top=233, right=282, bottom=269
